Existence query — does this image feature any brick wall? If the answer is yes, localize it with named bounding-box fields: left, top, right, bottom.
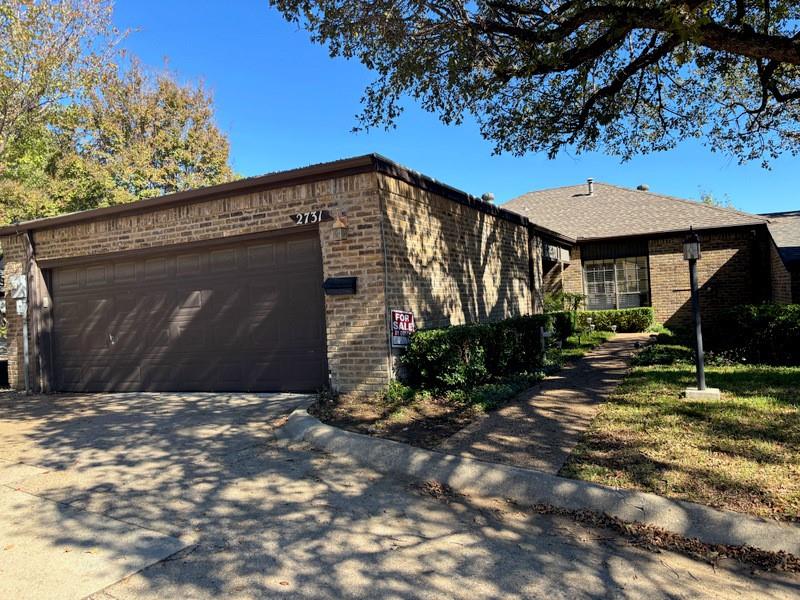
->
left=769, top=241, right=793, bottom=304
left=555, top=230, right=769, bottom=327
left=560, top=246, right=585, bottom=305
left=1, top=172, right=392, bottom=395
left=648, top=229, right=762, bottom=329
left=542, top=262, right=563, bottom=296
left=379, top=174, right=535, bottom=335
left=2, top=234, right=25, bottom=390
left=793, top=269, right=800, bottom=304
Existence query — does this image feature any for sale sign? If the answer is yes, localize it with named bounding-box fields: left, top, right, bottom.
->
left=391, top=309, right=416, bottom=347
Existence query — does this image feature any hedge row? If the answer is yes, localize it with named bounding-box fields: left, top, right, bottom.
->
left=707, top=304, right=800, bottom=365
left=401, top=314, right=552, bottom=391
left=577, top=307, right=654, bottom=333
left=549, top=307, right=654, bottom=339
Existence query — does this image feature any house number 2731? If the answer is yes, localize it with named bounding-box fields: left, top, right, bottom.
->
left=291, top=210, right=329, bottom=225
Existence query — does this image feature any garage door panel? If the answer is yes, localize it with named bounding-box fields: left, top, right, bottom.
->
left=286, top=238, right=317, bottom=263
left=114, top=261, right=137, bottom=283
left=85, top=264, right=110, bottom=287
left=144, top=257, right=170, bottom=280
left=171, top=321, right=207, bottom=348
left=209, top=248, right=237, bottom=272
left=246, top=243, right=276, bottom=267
left=53, top=268, right=81, bottom=291
left=51, top=231, right=327, bottom=392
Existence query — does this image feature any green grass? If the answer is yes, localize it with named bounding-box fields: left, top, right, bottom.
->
left=560, top=330, right=615, bottom=360
left=561, top=364, right=800, bottom=521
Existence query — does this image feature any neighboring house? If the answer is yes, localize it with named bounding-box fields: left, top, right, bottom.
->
left=761, top=211, right=800, bottom=303
left=504, top=181, right=778, bottom=330
left=0, top=154, right=567, bottom=395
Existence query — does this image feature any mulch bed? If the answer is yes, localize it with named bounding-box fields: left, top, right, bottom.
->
left=309, top=393, right=480, bottom=449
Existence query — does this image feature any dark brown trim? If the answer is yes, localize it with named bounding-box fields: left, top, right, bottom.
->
left=576, top=223, right=768, bottom=244
left=530, top=224, right=575, bottom=246
left=374, top=159, right=531, bottom=228
left=37, top=224, right=320, bottom=269
left=22, top=232, right=54, bottom=393
left=0, top=151, right=578, bottom=245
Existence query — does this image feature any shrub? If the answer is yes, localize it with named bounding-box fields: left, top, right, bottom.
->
left=707, top=304, right=800, bottom=366
left=577, top=307, right=654, bottom=332
left=631, top=344, right=694, bottom=366
left=383, top=380, right=416, bottom=406
left=544, top=291, right=585, bottom=313
left=550, top=310, right=577, bottom=340
left=402, top=314, right=552, bottom=391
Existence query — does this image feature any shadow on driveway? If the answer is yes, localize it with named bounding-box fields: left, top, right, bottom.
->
left=0, top=391, right=797, bottom=599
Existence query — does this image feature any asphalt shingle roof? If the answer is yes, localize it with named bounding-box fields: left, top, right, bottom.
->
left=503, top=182, right=767, bottom=241
left=762, top=211, right=800, bottom=267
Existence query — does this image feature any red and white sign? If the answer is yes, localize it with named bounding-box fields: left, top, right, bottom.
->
left=391, top=310, right=416, bottom=347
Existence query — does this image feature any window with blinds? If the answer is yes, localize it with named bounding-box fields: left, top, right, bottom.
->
left=583, top=256, right=650, bottom=310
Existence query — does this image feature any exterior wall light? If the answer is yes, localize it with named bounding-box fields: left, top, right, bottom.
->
left=332, top=211, right=348, bottom=241
left=683, top=229, right=701, bottom=260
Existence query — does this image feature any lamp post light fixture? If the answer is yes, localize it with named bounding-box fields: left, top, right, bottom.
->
left=682, top=227, right=720, bottom=400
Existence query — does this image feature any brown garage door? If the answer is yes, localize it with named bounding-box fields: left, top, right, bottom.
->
left=50, top=231, right=327, bottom=392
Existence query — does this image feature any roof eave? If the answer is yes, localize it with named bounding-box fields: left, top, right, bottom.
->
left=0, top=154, right=383, bottom=237
left=575, top=222, right=768, bottom=243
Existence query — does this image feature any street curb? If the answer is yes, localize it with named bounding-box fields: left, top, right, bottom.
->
left=278, top=409, right=800, bottom=556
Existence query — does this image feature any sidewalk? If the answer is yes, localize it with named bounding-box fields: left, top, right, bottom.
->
left=437, top=333, right=650, bottom=473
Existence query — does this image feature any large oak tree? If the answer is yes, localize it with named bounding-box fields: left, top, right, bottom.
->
left=0, top=1, right=233, bottom=224
left=270, top=1, right=800, bottom=163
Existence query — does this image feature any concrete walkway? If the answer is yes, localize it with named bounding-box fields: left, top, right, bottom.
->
left=438, top=333, right=650, bottom=473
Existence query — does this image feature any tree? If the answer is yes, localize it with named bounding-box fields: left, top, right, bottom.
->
left=0, top=1, right=234, bottom=224
left=0, top=60, right=234, bottom=223
left=699, top=189, right=735, bottom=208
left=269, top=1, right=800, bottom=164
left=65, top=59, right=234, bottom=208
left=0, top=0, right=115, bottom=170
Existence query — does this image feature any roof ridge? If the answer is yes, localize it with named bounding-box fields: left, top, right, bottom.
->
left=510, top=181, right=766, bottom=223
left=505, top=182, right=589, bottom=202
left=586, top=182, right=767, bottom=222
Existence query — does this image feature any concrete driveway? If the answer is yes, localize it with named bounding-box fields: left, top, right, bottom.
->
left=0, top=392, right=798, bottom=599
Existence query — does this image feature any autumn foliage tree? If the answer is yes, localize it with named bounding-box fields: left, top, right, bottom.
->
left=270, top=1, right=800, bottom=164
left=0, top=0, right=233, bottom=224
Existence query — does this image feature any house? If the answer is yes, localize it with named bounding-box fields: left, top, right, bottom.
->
left=761, top=211, right=800, bottom=303
left=503, top=181, right=778, bottom=330
left=0, top=154, right=567, bottom=395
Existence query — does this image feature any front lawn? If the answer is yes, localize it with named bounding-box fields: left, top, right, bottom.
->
left=561, top=364, right=800, bottom=521
left=559, top=330, right=615, bottom=360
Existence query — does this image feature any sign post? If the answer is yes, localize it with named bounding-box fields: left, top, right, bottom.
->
left=390, top=310, right=416, bottom=348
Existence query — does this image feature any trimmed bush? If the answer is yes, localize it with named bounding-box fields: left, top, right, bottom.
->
left=550, top=310, right=578, bottom=340
left=402, top=314, right=552, bottom=391
left=577, top=307, right=654, bottom=332
left=708, top=304, right=800, bottom=366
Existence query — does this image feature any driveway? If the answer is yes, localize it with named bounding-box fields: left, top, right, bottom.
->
left=0, top=392, right=797, bottom=599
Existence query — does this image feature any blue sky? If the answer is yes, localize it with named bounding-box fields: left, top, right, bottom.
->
left=114, top=0, right=797, bottom=213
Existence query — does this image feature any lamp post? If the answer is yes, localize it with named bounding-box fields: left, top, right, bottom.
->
left=682, top=228, right=719, bottom=400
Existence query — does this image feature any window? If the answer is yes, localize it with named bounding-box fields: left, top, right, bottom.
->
left=583, top=256, right=650, bottom=310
